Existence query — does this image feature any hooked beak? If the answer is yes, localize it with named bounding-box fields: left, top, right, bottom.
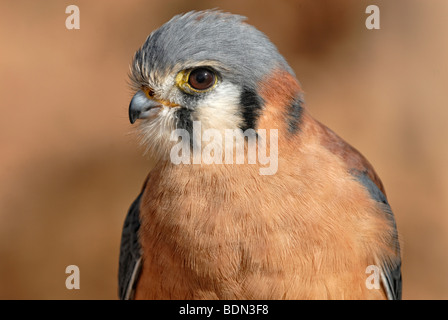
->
left=128, top=90, right=163, bottom=124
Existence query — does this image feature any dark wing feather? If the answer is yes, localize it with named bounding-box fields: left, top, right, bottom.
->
left=353, top=170, right=402, bottom=300
left=317, top=120, right=402, bottom=299
left=118, top=191, right=143, bottom=300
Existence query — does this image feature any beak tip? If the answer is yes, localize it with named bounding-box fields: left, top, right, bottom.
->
left=129, top=100, right=140, bottom=124
left=129, top=112, right=136, bottom=124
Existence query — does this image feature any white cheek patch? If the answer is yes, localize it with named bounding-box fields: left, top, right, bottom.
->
left=193, top=82, right=244, bottom=134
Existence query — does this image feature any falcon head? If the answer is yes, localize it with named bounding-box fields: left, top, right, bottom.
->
left=128, top=10, right=297, bottom=159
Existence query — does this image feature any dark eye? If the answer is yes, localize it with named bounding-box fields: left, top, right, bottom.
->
left=188, top=68, right=216, bottom=91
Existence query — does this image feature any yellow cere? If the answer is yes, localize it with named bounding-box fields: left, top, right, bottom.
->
left=142, top=87, right=154, bottom=99
left=142, top=86, right=179, bottom=108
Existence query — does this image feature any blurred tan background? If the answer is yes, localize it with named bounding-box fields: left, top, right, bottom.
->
left=0, top=0, right=447, bottom=299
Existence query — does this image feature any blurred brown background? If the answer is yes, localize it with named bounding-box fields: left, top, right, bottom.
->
left=0, top=0, right=447, bottom=299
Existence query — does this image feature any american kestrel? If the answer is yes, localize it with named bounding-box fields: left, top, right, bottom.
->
left=119, top=10, right=401, bottom=300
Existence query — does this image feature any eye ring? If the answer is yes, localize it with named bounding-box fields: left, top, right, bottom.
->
left=176, top=67, right=218, bottom=94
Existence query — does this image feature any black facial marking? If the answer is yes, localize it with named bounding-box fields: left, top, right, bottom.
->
left=286, top=95, right=304, bottom=134
left=175, top=108, right=193, bottom=135
left=240, top=86, right=263, bottom=131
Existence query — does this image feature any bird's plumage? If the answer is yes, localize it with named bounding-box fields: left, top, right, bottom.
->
left=353, top=170, right=401, bottom=300
left=118, top=187, right=143, bottom=300
left=119, top=10, right=401, bottom=300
